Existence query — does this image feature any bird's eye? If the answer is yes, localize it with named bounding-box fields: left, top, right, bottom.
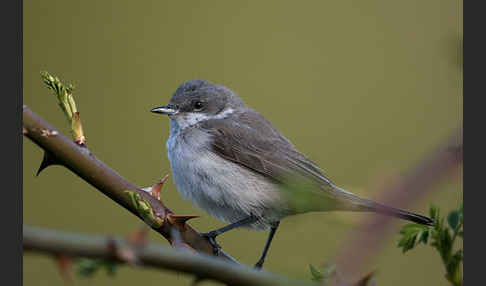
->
left=194, top=101, right=204, bottom=111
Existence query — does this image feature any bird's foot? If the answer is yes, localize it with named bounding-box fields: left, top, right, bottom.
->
left=200, top=231, right=221, bottom=255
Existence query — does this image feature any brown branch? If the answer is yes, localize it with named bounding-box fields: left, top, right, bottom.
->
left=22, top=105, right=237, bottom=262
left=23, top=225, right=307, bottom=286
left=332, top=129, right=463, bottom=285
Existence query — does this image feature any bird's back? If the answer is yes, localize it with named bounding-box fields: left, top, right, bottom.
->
left=200, top=108, right=335, bottom=188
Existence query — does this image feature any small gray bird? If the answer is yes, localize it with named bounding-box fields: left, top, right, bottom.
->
left=151, top=79, right=433, bottom=269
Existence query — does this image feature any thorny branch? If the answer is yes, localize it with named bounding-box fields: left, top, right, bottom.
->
left=22, top=105, right=238, bottom=263
left=23, top=225, right=307, bottom=286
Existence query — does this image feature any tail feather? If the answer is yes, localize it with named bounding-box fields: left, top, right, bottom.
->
left=330, top=185, right=434, bottom=226
left=361, top=200, right=434, bottom=226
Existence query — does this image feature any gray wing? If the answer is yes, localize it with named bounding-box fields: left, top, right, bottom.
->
left=198, top=109, right=333, bottom=186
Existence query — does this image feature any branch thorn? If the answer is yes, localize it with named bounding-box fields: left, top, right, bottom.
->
left=54, top=254, right=73, bottom=284
left=126, top=225, right=149, bottom=249
left=167, top=214, right=199, bottom=231
left=36, top=151, right=59, bottom=176
left=151, top=174, right=170, bottom=201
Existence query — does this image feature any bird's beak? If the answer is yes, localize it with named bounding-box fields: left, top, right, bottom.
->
left=150, top=105, right=178, bottom=115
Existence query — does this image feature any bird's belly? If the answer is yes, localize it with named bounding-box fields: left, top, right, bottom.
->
left=167, top=137, right=283, bottom=229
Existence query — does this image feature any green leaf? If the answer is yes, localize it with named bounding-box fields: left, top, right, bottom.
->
left=446, top=250, right=463, bottom=286
left=77, top=258, right=119, bottom=278
left=40, top=71, right=77, bottom=121
left=399, top=203, right=463, bottom=286
left=104, top=260, right=119, bottom=276
left=397, top=223, right=429, bottom=253
left=77, top=258, right=103, bottom=277
left=458, top=204, right=463, bottom=224
left=429, top=205, right=440, bottom=222
left=448, top=211, right=460, bottom=230
left=420, top=229, right=429, bottom=244
left=309, top=264, right=324, bottom=282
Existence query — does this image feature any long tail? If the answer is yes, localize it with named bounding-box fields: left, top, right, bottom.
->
left=358, top=199, right=434, bottom=225
left=331, top=185, right=434, bottom=226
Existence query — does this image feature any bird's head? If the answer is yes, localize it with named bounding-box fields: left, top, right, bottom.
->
left=151, top=79, right=242, bottom=129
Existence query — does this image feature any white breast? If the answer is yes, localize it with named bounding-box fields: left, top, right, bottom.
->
left=166, top=125, right=283, bottom=230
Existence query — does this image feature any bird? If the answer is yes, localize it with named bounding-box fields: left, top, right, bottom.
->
left=151, top=79, right=433, bottom=269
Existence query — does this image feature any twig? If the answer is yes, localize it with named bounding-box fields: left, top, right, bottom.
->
left=22, top=105, right=237, bottom=262
left=23, top=225, right=307, bottom=286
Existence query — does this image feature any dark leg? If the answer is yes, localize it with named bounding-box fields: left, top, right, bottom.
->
left=201, top=216, right=258, bottom=254
left=254, top=221, right=280, bottom=269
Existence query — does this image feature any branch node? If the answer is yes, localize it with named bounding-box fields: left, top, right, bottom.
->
left=40, top=129, right=59, bottom=137
left=107, top=238, right=138, bottom=266
left=170, top=227, right=196, bottom=252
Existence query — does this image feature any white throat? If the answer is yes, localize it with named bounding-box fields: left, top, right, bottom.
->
left=170, top=107, right=234, bottom=132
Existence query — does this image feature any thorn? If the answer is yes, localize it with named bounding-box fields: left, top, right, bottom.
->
left=126, top=225, right=149, bottom=249
left=167, top=214, right=199, bottom=225
left=353, top=270, right=376, bottom=286
left=55, top=254, right=73, bottom=284
left=36, top=151, right=59, bottom=176
left=141, top=174, right=170, bottom=200
left=150, top=174, right=170, bottom=201
left=167, top=214, right=199, bottom=231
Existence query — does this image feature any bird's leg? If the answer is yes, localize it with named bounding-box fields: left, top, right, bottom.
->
left=201, top=215, right=258, bottom=254
left=254, top=221, right=280, bottom=269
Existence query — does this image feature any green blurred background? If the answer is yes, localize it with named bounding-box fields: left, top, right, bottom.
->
left=23, top=1, right=462, bottom=285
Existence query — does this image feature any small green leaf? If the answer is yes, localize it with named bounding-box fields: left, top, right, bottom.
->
left=429, top=205, right=440, bottom=222
left=77, top=258, right=103, bottom=277
left=309, top=264, right=324, bottom=282
left=397, top=223, right=429, bottom=253
left=458, top=204, right=463, bottom=224
left=77, top=258, right=119, bottom=278
left=399, top=203, right=463, bottom=286
left=104, top=260, right=119, bottom=276
left=420, top=229, right=429, bottom=244
left=448, top=211, right=459, bottom=230
left=124, top=190, right=164, bottom=228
